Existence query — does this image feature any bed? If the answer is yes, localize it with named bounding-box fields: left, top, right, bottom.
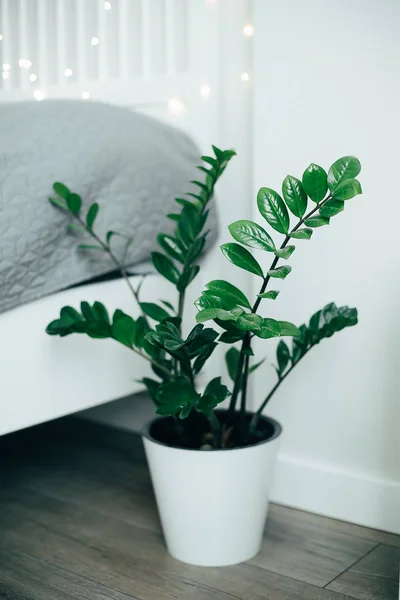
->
left=0, top=0, right=253, bottom=436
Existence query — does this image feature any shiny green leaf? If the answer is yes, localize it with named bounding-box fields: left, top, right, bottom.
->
left=228, top=220, right=275, bottom=252
left=206, top=280, right=251, bottom=309
left=328, top=156, right=361, bottom=191
left=111, top=311, right=136, bottom=347
left=53, top=182, right=70, bottom=199
left=236, top=313, right=263, bottom=332
left=278, top=321, right=300, bottom=337
left=257, top=290, right=280, bottom=300
left=86, top=203, right=99, bottom=228
left=220, top=243, right=264, bottom=277
left=256, top=318, right=281, bottom=339
left=257, top=187, right=290, bottom=234
left=289, top=228, right=313, bottom=240
left=282, top=175, right=307, bottom=218
left=304, top=216, right=330, bottom=228
left=66, top=193, right=82, bottom=215
left=320, top=199, right=344, bottom=218
left=157, top=234, right=184, bottom=263
left=140, top=302, right=170, bottom=322
left=302, top=164, right=328, bottom=202
left=268, top=265, right=292, bottom=279
left=151, top=252, right=180, bottom=284
left=274, top=246, right=295, bottom=260
left=332, top=178, right=362, bottom=200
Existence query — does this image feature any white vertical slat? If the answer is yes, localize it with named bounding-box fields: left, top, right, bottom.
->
left=118, top=0, right=129, bottom=79
left=141, top=0, right=151, bottom=78
left=37, top=0, right=49, bottom=88
left=18, top=0, right=30, bottom=90
left=0, top=0, right=12, bottom=91
left=165, top=0, right=175, bottom=75
left=56, top=0, right=68, bottom=84
left=97, top=0, right=107, bottom=79
left=75, top=0, right=87, bottom=81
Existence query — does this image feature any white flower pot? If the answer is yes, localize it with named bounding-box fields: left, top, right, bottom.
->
left=142, top=413, right=282, bottom=567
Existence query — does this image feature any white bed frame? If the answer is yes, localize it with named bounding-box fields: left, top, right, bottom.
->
left=0, top=0, right=253, bottom=435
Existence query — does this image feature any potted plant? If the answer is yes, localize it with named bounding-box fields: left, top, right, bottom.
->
left=46, top=147, right=362, bottom=566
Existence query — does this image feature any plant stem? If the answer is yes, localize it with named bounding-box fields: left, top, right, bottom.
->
left=76, top=215, right=141, bottom=308
left=207, top=410, right=222, bottom=448
left=248, top=348, right=310, bottom=436
left=228, top=196, right=332, bottom=423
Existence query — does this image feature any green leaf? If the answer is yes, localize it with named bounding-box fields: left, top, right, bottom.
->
left=282, top=175, right=307, bottom=218
left=332, top=179, right=362, bottom=201
left=278, top=321, right=300, bottom=337
left=93, top=301, right=110, bottom=324
left=53, top=182, right=70, bottom=199
left=249, top=358, right=266, bottom=374
left=320, top=199, right=344, bottom=218
left=200, top=290, right=235, bottom=311
left=257, top=318, right=281, bottom=339
left=186, top=235, right=207, bottom=263
left=49, top=196, right=67, bottom=210
left=78, top=244, right=105, bottom=251
left=302, top=164, right=328, bottom=202
left=157, top=234, right=184, bottom=263
left=60, top=306, right=83, bottom=324
left=289, top=228, right=313, bottom=240
left=151, top=252, right=180, bottom=284
left=106, top=231, right=117, bottom=245
left=195, top=393, right=218, bottom=413
left=257, top=290, right=280, bottom=300
left=68, top=223, right=87, bottom=234
left=236, top=313, right=263, bottom=332
left=277, top=340, right=290, bottom=375
left=179, top=403, right=193, bottom=419
left=156, top=378, right=200, bottom=416
left=140, top=302, right=170, bottom=322
left=206, top=280, right=251, bottom=309
left=161, top=300, right=175, bottom=312
left=274, top=246, right=295, bottom=260
left=328, top=156, right=361, bottom=191
left=177, top=265, right=200, bottom=292
left=220, top=243, right=264, bottom=278
left=66, top=193, right=82, bottom=215
left=228, top=220, right=275, bottom=252
left=111, top=311, right=136, bottom=347
left=134, top=316, right=151, bottom=349
left=140, top=377, right=161, bottom=403
left=86, top=203, right=99, bottom=228
left=167, top=213, right=180, bottom=221
left=178, top=204, right=202, bottom=246
left=202, top=155, right=218, bottom=168
left=225, top=347, right=240, bottom=382
left=185, top=327, right=219, bottom=358
left=268, top=265, right=292, bottom=279
left=257, top=188, right=290, bottom=234
left=193, top=341, right=218, bottom=375
left=80, top=301, right=96, bottom=321
left=304, top=216, right=330, bottom=228
left=196, top=307, right=243, bottom=324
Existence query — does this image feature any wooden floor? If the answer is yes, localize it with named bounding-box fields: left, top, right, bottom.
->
left=1, top=418, right=399, bottom=600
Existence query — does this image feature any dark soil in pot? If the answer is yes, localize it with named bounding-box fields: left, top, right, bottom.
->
left=147, top=409, right=281, bottom=451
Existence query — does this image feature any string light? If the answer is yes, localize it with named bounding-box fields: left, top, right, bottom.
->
left=200, top=84, right=211, bottom=99
left=2, top=63, right=10, bottom=72
left=91, top=37, right=100, bottom=46
left=243, top=24, right=254, bottom=37
left=82, top=91, right=90, bottom=99
left=64, top=68, right=73, bottom=77
left=168, top=97, right=184, bottom=115
left=18, top=58, right=32, bottom=69
left=240, top=72, right=250, bottom=82
left=104, top=1, right=112, bottom=9
left=33, top=89, right=46, bottom=101
left=29, top=73, right=37, bottom=82
left=2, top=72, right=9, bottom=80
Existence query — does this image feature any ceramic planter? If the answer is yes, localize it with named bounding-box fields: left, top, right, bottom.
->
left=142, top=413, right=282, bottom=567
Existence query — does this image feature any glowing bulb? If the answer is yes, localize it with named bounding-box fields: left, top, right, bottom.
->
left=2, top=71, right=9, bottom=80
left=168, top=97, right=184, bottom=115
left=91, top=37, right=100, bottom=46
left=64, top=68, right=73, bottom=77
left=18, top=58, right=32, bottom=69
left=29, top=73, right=37, bottom=82
left=200, top=84, right=211, bottom=99
left=33, top=89, right=46, bottom=101
left=240, top=71, right=250, bottom=82
left=82, top=91, right=90, bottom=99
left=2, top=63, right=11, bottom=72
left=104, top=1, right=112, bottom=9
left=243, top=24, right=254, bottom=37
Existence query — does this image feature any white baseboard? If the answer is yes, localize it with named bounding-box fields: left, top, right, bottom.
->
left=272, top=453, right=400, bottom=535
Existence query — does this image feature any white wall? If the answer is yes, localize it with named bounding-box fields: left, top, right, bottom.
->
left=252, top=0, right=400, bottom=532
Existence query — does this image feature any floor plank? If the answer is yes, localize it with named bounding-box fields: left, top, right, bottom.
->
left=327, top=544, right=400, bottom=600
left=1, top=417, right=399, bottom=600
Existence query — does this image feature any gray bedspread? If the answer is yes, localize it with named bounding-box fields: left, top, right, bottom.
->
left=0, top=100, right=217, bottom=313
